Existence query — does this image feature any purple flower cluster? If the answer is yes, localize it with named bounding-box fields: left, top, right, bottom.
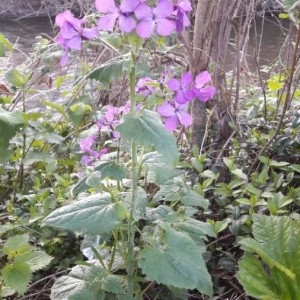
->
left=79, top=136, right=108, bottom=166
left=55, top=1, right=192, bottom=65
left=96, top=0, right=191, bottom=38
left=157, top=71, right=216, bottom=131
left=55, top=10, right=98, bottom=66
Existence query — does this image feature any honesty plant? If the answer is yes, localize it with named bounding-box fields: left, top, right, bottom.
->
left=45, top=0, right=216, bottom=298
left=55, top=10, right=98, bottom=66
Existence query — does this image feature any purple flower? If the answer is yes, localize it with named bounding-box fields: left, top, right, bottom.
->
left=55, top=10, right=98, bottom=66
left=79, top=136, right=108, bottom=165
left=167, top=72, right=195, bottom=104
left=135, top=0, right=176, bottom=39
left=173, top=0, right=192, bottom=32
left=136, top=77, right=156, bottom=96
left=193, top=71, right=216, bottom=102
left=96, top=0, right=140, bottom=33
left=97, top=105, right=121, bottom=139
left=157, top=100, right=192, bottom=131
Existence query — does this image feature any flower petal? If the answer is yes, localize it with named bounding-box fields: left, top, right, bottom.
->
left=156, top=0, right=174, bottom=18
left=195, top=71, right=211, bottom=88
left=181, top=72, right=193, bottom=87
left=157, top=102, right=175, bottom=117
left=95, top=0, right=117, bottom=13
left=136, top=20, right=155, bottom=38
left=182, top=89, right=195, bottom=102
left=66, top=35, right=82, bottom=50
left=178, top=0, right=192, bottom=12
left=164, top=116, right=179, bottom=131
left=177, top=110, right=192, bottom=127
left=175, top=90, right=189, bottom=104
left=134, top=4, right=153, bottom=20
left=167, top=78, right=180, bottom=91
left=195, top=86, right=216, bottom=102
left=60, top=51, right=69, bottom=67
left=98, top=13, right=118, bottom=31
left=81, top=27, right=99, bottom=40
left=120, top=0, right=140, bottom=12
left=119, top=15, right=136, bottom=33
left=156, top=19, right=176, bottom=36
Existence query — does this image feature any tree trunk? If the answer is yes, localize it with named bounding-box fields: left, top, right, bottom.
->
left=189, top=0, right=243, bottom=148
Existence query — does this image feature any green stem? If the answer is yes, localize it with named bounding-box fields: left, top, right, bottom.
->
left=127, top=50, right=138, bottom=298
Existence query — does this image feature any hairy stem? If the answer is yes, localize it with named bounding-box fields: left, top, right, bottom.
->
left=127, top=50, right=137, bottom=298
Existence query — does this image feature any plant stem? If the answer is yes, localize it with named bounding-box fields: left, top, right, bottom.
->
left=127, top=50, right=137, bottom=298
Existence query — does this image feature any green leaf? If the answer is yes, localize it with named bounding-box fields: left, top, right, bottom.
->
left=173, top=218, right=216, bottom=239
left=269, top=160, right=290, bottom=167
left=5, top=69, right=28, bottom=88
left=41, top=100, right=67, bottom=119
left=237, top=214, right=300, bottom=299
left=138, top=224, right=213, bottom=296
left=142, top=152, right=183, bottom=184
left=283, top=0, right=300, bottom=11
left=100, top=274, right=126, bottom=294
left=86, top=55, right=131, bottom=87
left=42, top=193, right=124, bottom=235
left=223, top=157, right=235, bottom=170
left=16, top=250, right=53, bottom=272
left=237, top=253, right=279, bottom=300
left=116, top=110, right=178, bottom=163
left=180, top=189, right=209, bottom=209
left=68, top=103, right=92, bottom=127
left=4, top=234, right=29, bottom=253
left=231, top=168, right=248, bottom=181
left=2, top=262, right=31, bottom=294
left=86, top=171, right=102, bottom=191
left=50, top=265, right=105, bottom=300
left=0, top=33, right=13, bottom=53
left=0, top=107, right=26, bottom=125
left=95, top=161, right=128, bottom=180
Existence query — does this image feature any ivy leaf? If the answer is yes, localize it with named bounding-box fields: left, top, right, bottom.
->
left=42, top=193, right=124, bottom=235
left=2, top=262, right=31, bottom=295
left=116, top=110, right=178, bottom=164
left=138, top=224, right=213, bottom=296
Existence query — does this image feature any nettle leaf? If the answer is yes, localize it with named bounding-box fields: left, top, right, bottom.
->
left=16, top=250, right=53, bottom=272
left=86, top=55, right=131, bottom=87
left=2, top=262, right=31, bottom=295
left=237, top=214, right=300, bottom=299
left=138, top=224, right=213, bottom=296
left=116, top=110, right=178, bottom=164
left=95, top=161, right=128, bottom=180
left=51, top=265, right=105, bottom=300
left=42, top=193, right=125, bottom=235
left=41, top=99, right=68, bottom=119
left=142, top=152, right=183, bottom=184
left=173, top=218, right=216, bottom=240
left=4, top=234, right=29, bottom=254
left=0, top=108, right=27, bottom=162
left=5, top=69, right=28, bottom=87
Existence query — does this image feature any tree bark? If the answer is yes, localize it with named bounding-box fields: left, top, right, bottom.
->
left=189, top=0, right=243, bottom=148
